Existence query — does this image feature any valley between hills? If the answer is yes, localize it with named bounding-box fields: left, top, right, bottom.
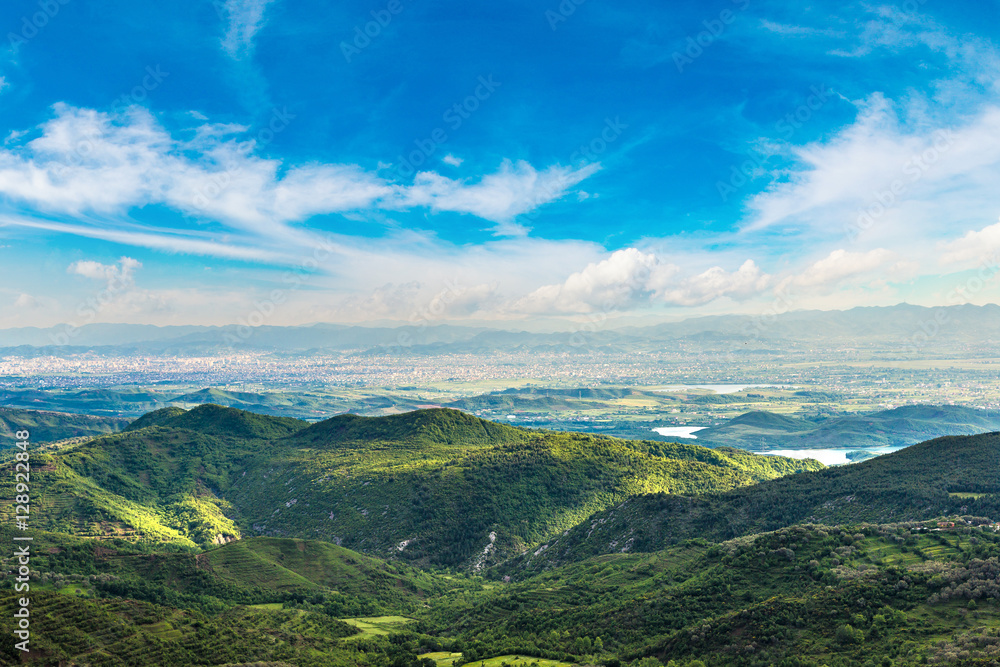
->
left=1, top=404, right=1000, bottom=666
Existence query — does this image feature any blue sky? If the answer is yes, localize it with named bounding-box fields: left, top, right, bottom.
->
left=2, top=0, right=1000, bottom=329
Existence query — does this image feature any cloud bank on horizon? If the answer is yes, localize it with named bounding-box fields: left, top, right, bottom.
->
left=1, top=0, right=999, bottom=328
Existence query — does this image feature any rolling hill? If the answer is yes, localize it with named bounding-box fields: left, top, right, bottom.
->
left=0, top=525, right=472, bottom=666
left=3, top=408, right=1000, bottom=666
left=0, top=405, right=821, bottom=567
left=693, top=404, right=1000, bottom=450
left=505, top=430, right=1000, bottom=574
left=0, top=406, right=129, bottom=445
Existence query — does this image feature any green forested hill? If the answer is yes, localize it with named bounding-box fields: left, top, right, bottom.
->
left=0, top=527, right=475, bottom=666
left=430, top=522, right=1000, bottom=666
left=7, top=521, right=1000, bottom=666
left=0, top=405, right=820, bottom=567
left=139, top=403, right=310, bottom=439
left=508, top=431, right=1000, bottom=574
left=0, top=406, right=129, bottom=445
left=227, top=427, right=820, bottom=568
left=4, top=408, right=1000, bottom=666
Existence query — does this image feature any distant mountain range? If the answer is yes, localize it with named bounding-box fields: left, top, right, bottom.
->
left=3, top=302, right=998, bottom=354
left=5, top=387, right=997, bottom=454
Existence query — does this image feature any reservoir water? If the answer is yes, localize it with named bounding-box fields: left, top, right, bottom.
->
left=650, top=427, right=914, bottom=465
left=760, top=445, right=911, bottom=466
left=652, top=426, right=706, bottom=439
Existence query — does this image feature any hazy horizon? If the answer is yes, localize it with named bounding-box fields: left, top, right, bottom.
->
left=1, top=300, right=997, bottom=336
left=2, top=2, right=1000, bottom=329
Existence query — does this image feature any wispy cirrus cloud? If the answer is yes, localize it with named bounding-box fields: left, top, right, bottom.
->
left=759, top=19, right=844, bottom=38
left=743, top=6, right=1000, bottom=251
left=220, top=0, right=279, bottom=59
left=400, top=160, right=600, bottom=236
left=0, top=104, right=600, bottom=258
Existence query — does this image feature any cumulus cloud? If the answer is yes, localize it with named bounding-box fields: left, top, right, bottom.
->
left=513, top=248, right=669, bottom=314
left=512, top=249, right=769, bottom=314
left=658, top=259, right=770, bottom=306
left=777, top=248, right=900, bottom=294
left=939, top=219, right=1000, bottom=266
left=68, top=256, right=142, bottom=289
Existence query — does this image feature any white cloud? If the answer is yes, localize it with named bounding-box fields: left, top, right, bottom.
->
left=400, top=160, right=601, bottom=235
left=759, top=20, right=843, bottom=38
left=0, top=105, right=601, bottom=254
left=658, top=259, right=770, bottom=306
left=745, top=94, right=1000, bottom=244
left=939, top=219, right=1000, bottom=266
left=513, top=248, right=669, bottom=314
left=442, top=154, right=463, bottom=167
left=744, top=8, right=1000, bottom=255
left=511, top=249, right=769, bottom=314
left=781, top=248, right=896, bottom=291
left=2, top=215, right=296, bottom=263
left=221, top=0, right=278, bottom=59
left=68, top=256, right=142, bottom=288
left=14, top=293, right=39, bottom=308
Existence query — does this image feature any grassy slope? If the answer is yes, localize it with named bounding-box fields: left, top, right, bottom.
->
left=507, top=431, right=1000, bottom=574
left=432, top=523, right=1000, bottom=666
left=0, top=406, right=129, bottom=445
left=0, top=527, right=476, bottom=666
left=0, top=406, right=820, bottom=567
left=225, top=411, right=820, bottom=567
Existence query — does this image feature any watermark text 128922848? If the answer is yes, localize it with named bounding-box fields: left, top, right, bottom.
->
left=12, top=429, right=32, bottom=654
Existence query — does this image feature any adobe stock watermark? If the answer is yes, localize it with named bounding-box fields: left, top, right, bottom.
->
left=383, top=278, right=471, bottom=353
left=672, top=0, right=751, bottom=74
left=521, top=116, right=628, bottom=224
left=904, top=250, right=1000, bottom=354
left=341, top=0, right=408, bottom=63
left=740, top=285, right=796, bottom=341
left=46, top=65, right=169, bottom=182
left=48, top=260, right=141, bottom=346
left=222, top=235, right=338, bottom=350
left=7, top=0, right=72, bottom=53
left=889, top=0, right=930, bottom=24
left=845, top=129, right=955, bottom=243
left=11, top=428, right=32, bottom=655
left=192, top=106, right=295, bottom=210
left=717, top=84, right=833, bottom=202
left=110, top=66, right=169, bottom=112
left=396, top=75, right=501, bottom=178
left=545, top=0, right=587, bottom=31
